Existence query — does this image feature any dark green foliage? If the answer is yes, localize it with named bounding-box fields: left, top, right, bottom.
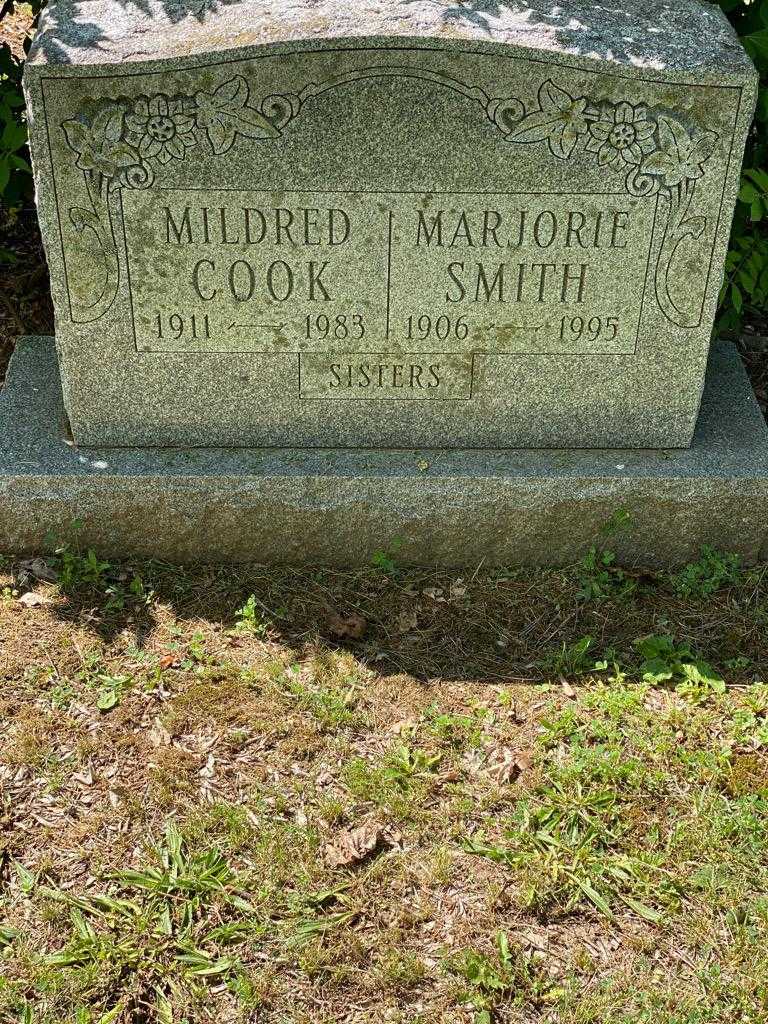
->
left=715, top=0, right=768, bottom=331
left=0, top=0, right=43, bottom=212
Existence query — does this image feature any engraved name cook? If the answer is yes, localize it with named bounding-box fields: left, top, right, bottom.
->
left=50, top=59, right=728, bottom=402
left=121, top=187, right=657, bottom=398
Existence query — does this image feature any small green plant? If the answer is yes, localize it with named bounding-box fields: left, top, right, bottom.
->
left=576, top=548, right=637, bottom=602
left=371, top=538, right=402, bottom=574
left=234, top=594, right=269, bottom=637
left=466, top=779, right=677, bottom=922
left=713, top=0, right=768, bottom=333
left=449, top=931, right=562, bottom=1020
left=542, top=635, right=596, bottom=677
left=423, top=705, right=485, bottom=748
left=281, top=674, right=359, bottom=730
left=39, top=823, right=260, bottom=1020
left=575, top=510, right=639, bottom=602
left=635, top=634, right=725, bottom=701
left=55, top=544, right=111, bottom=591
left=384, top=743, right=442, bottom=787
left=670, top=546, right=741, bottom=599
left=95, top=673, right=129, bottom=712
left=0, top=0, right=42, bottom=209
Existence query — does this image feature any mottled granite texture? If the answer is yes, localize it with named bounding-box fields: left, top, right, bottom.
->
left=24, top=1, right=758, bottom=448
left=1, top=336, right=767, bottom=565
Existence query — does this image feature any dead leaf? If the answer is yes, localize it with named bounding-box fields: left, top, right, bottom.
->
left=327, top=612, right=367, bottom=639
left=148, top=719, right=172, bottom=747
left=486, top=746, right=534, bottom=784
left=324, top=823, right=382, bottom=867
left=18, top=591, right=53, bottom=608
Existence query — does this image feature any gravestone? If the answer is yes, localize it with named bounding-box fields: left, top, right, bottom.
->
left=4, top=0, right=768, bottom=566
left=22, top=0, right=758, bottom=448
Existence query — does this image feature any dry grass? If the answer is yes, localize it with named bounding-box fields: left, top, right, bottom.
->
left=0, top=549, right=767, bottom=1022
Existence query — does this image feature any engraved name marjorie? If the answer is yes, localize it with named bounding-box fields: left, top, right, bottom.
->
left=161, top=201, right=633, bottom=307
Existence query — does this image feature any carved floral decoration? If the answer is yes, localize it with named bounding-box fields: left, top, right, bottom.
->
left=60, top=70, right=719, bottom=328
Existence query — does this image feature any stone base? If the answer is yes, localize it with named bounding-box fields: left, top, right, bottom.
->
left=2, top=336, right=767, bottom=566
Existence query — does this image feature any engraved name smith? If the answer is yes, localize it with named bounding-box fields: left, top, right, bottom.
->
left=158, top=200, right=633, bottom=309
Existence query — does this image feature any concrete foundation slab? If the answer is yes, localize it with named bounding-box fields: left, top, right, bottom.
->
left=1, top=336, right=767, bottom=566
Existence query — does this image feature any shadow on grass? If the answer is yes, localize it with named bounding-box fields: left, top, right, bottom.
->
left=9, top=555, right=768, bottom=684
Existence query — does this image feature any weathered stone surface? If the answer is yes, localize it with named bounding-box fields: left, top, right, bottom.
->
left=2, top=336, right=767, bottom=565
left=24, top=0, right=757, bottom=448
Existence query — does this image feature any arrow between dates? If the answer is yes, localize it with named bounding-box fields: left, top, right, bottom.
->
left=489, top=322, right=549, bottom=333
left=228, top=321, right=288, bottom=332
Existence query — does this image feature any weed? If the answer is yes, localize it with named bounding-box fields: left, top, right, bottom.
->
left=538, top=707, right=583, bottom=747
left=372, top=539, right=402, bottom=574
left=448, top=931, right=562, bottom=1019
left=671, top=546, right=741, bottom=599
left=466, top=779, right=679, bottom=921
left=576, top=548, right=637, bottom=602
left=280, top=672, right=359, bottom=731
left=37, top=823, right=261, bottom=1019
left=423, top=704, right=485, bottom=748
left=635, top=635, right=725, bottom=700
left=383, top=743, right=442, bottom=788
left=234, top=594, right=270, bottom=637
left=541, top=635, right=597, bottom=676
left=94, top=674, right=130, bottom=712
left=375, top=947, right=427, bottom=990
left=55, top=546, right=111, bottom=592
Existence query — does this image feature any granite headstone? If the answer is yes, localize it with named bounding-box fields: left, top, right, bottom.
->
left=24, top=0, right=757, bottom=448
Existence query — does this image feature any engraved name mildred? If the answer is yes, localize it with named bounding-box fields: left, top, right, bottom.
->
left=122, top=189, right=655, bottom=371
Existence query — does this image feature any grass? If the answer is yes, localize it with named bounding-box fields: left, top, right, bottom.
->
left=0, top=548, right=767, bottom=1022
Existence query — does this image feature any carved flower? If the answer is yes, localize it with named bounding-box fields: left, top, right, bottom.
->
left=61, top=105, right=138, bottom=180
left=507, top=80, right=592, bottom=160
left=125, top=95, right=197, bottom=164
left=640, top=115, right=718, bottom=188
left=586, top=102, right=656, bottom=170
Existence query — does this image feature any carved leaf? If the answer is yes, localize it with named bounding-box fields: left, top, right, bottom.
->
left=689, top=131, right=718, bottom=166
left=682, top=215, right=707, bottom=241
left=657, top=115, right=691, bottom=163
left=91, top=104, right=124, bottom=145
left=538, top=79, right=573, bottom=113
left=195, top=77, right=280, bottom=155
left=205, top=118, right=238, bottom=156
left=62, top=119, right=89, bottom=154
left=69, top=206, right=102, bottom=233
left=508, top=110, right=561, bottom=145
left=550, top=123, right=580, bottom=160
left=107, top=141, right=140, bottom=169
left=214, top=75, right=250, bottom=108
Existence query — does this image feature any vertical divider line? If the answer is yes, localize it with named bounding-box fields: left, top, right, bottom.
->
left=385, top=211, right=394, bottom=341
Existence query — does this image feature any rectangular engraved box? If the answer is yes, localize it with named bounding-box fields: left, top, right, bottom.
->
left=24, top=0, right=758, bottom=448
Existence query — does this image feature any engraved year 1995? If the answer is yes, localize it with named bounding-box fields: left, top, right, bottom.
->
left=559, top=315, right=619, bottom=343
